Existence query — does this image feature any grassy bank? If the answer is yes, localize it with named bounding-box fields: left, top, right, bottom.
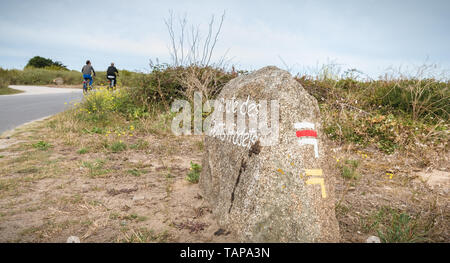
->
left=0, top=86, right=23, bottom=95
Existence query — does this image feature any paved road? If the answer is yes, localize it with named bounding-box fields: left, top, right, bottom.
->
left=0, top=86, right=83, bottom=135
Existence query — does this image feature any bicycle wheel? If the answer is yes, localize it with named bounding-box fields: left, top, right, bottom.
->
left=83, top=81, right=88, bottom=94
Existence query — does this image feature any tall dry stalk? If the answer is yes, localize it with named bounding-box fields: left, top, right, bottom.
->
left=164, top=11, right=229, bottom=102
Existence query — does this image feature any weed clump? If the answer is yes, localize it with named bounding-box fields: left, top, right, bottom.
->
left=32, top=141, right=52, bottom=151
left=186, top=161, right=202, bottom=184
left=109, top=141, right=127, bottom=153
left=77, top=148, right=88, bottom=154
left=361, top=206, right=438, bottom=243
left=340, top=159, right=360, bottom=180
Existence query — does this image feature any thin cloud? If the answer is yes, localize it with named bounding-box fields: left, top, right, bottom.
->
left=0, top=0, right=448, bottom=77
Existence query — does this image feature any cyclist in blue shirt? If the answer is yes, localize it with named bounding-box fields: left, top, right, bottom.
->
left=81, top=60, right=96, bottom=87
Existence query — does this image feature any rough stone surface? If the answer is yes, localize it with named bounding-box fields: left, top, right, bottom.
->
left=200, top=66, right=340, bottom=242
left=53, top=77, right=64, bottom=85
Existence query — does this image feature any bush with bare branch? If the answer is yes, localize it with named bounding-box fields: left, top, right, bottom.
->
left=164, top=11, right=231, bottom=102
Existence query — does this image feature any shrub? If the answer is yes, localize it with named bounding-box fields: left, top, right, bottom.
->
left=25, top=56, right=68, bottom=70
left=297, top=73, right=449, bottom=124
left=78, top=87, right=138, bottom=119
left=340, top=159, right=360, bottom=180
left=0, top=76, right=9, bottom=89
left=186, top=161, right=201, bottom=183
left=125, top=64, right=236, bottom=112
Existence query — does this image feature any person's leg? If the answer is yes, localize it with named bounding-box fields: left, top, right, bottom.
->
left=88, top=75, right=93, bottom=86
left=107, top=76, right=113, bottom=90
left=82, top=74, right=90, bottom=92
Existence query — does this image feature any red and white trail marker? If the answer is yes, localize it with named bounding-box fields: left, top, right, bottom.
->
left=294, top=122, right=319, bottom=158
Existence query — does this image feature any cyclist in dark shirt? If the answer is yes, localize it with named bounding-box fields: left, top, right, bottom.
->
left=106, top=63, right=119, bottom=89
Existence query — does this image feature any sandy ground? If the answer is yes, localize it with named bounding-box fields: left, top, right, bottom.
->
left=0, top=119, right=237, bottom=243
left=0, top=117, right=448, bottom=242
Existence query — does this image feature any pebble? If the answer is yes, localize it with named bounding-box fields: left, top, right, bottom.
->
left=67, top=236, right=80, bottom=243
left=81, top=185, right=89, bottom=193
left=132, top=195, right=145, bottom=201
left=366, top=236, right=381, bottom=243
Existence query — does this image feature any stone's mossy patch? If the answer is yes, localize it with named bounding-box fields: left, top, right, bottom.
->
left=200, top=66, right=340, bottom=242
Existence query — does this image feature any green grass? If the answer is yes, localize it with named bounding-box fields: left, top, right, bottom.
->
left=0, top=86, right=23, bottom=95
left=82, top=127, right=104, bottom=134
left=186, top=161, right=201, bottom=184
left=127, top=168, right=142, bottom=177
left=120, top=228, right=170, bottom=243
left=81, top=159, right=110, bottom=177
left=129, top=139, right=149, bottom=150
left=77, top=148, right=88, bottom=154
left=360, top=206, right=436, bottom=243
left=110, top=141, right=127, bottom=153
left=340, top=159, right=360, bottom=180
left=32, top=141, right=52, bottom=151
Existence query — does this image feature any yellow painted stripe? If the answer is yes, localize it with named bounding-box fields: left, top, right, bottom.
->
left=306, top=177, right=327, bottom=198
left=304, top=169, right=323, bottom=176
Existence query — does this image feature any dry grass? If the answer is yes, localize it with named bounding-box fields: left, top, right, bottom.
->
left=327, top=138, right=449, bottom=242
left=0, top=113, right=234, bottom=243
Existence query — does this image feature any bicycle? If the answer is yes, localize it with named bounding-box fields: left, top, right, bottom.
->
left=107, top=75, right=116, bottom=91
left=82, top=76, right=94, bottom=94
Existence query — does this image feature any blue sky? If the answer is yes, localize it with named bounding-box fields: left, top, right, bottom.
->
left=0, top=0, right=449, bottom=78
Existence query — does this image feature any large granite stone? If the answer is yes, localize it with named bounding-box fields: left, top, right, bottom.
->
left=200, top=66, right=340, bottom=242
